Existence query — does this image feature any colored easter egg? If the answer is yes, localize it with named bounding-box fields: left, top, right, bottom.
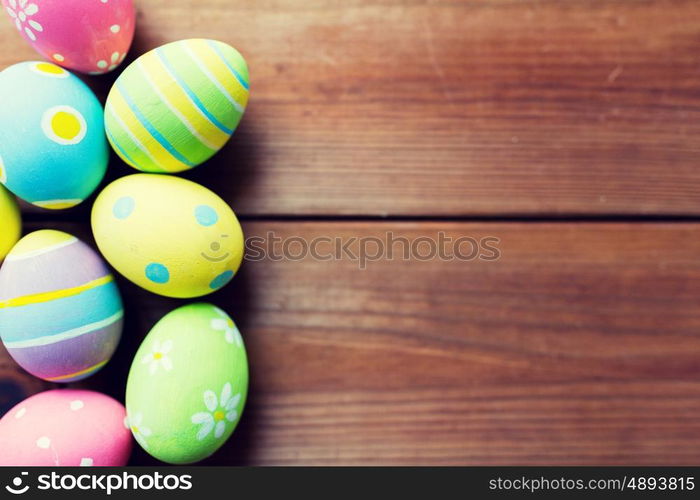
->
left=104, top=38, right=249, bottom=173
left=0, top=62, right=109, bottom=209
left=91, top=174, right=244, bottom=298
left=0, top=230, right=123, bottom=382
left=1, top=0, right=135, bottom=75
left=0, top=185, right=20, bottom=261
left=0, top=389, right=132, bottom=466
left=126, top=303, right=248, bottom=464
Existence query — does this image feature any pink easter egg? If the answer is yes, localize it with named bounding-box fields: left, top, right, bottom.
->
left=1, top=0, right=136, bottom=75
left=0, top=389, right=132, bottom=466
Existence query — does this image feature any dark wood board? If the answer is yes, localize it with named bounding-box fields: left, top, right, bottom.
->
left=1, top=0, right=699, bottom=467
left=3, top=222, right=700, bottom=465
left=2, top=1, right=700, bottom=216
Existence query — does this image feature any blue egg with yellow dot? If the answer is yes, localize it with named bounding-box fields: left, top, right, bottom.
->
left=0, top=62, right=108, bottom=210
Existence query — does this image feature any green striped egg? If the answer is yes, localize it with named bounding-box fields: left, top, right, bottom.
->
left=104, top=39, right=249, bottom=173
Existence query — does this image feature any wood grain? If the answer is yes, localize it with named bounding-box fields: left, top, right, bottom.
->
left=211, top=222, right=700, bottom=465
left=2, top=0, right=700, bottom=467
left=5, top=222, right=699, bottom=465
left=3, top=0, right=700, bottom=216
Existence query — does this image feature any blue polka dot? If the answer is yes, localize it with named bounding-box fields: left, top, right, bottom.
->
left=113, top=196, right=135, bottom=219
left=210, top=270, right=234, bottom=290
left=145, top=263, right=170, bottom=284
left=195, top=205, right=219, bottom=226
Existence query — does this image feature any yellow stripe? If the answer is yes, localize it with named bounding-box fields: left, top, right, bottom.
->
left=140, top=52, right=231, bottom=149
left=108, top=89, right=189, bottom=172
left=105, top=104, right=161, bottom=171
left=32, top=199, right=82, bottom=210
left=186, top=39, right=249, bottom=109
left=46, top=359, right=109, bottom=381
left=0, top=275, right=113, bottom=309
left=138, top=59, right=219, bottom=151
left=6, top=235, right=77, bottom=262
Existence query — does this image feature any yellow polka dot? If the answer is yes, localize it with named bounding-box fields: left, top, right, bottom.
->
left=52, top=111, right=81, bottom=141
left=41, top=106, right=87, bottom=145
left=32, top=62, right=68, bottom=78
left=37, top=63, right=64, bottom=74
left=32, top=199, right=82, bottom=210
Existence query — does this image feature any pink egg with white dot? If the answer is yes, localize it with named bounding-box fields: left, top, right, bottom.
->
left=0, top=389, right=132, bottom=466
left=1, top=0, right=135, bottom=75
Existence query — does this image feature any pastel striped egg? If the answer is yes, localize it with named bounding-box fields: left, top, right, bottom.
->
left=0, top=62, right=109, bottom=210
left=0, top=230, right=123, bottom=383
left=105, top=38, right=250, bottom=173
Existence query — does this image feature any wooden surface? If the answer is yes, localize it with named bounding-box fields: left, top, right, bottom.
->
left=3, top=0, right=700, bottom=216
left=2, top=0, right=700, bottom=465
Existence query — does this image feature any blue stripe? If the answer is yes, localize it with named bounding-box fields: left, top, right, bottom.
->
left=155, top=48, right=234, bottom=135
left=116, top=82, right=196, bottom=168
left=205, top=39, right=250, bottom=90
left=105, top=123, right=139, bottom=169
left=0, top=284, right=123, bottom=342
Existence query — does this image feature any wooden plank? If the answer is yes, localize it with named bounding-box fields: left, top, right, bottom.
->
left=210, top=222, right=700, bottom=465
left=5, top=221, right=699, bottom=464
left=3, top=1, right=700, bottom=216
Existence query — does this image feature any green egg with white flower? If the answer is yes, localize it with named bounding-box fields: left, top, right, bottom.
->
left=125, top=303, right=248, bottom=464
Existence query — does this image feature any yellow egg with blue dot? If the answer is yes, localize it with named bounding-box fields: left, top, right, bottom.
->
left=91, top=174, right=244, bottom=298
left=0, top=62, right=109, bottom=209
left=104, top=38, right=249, bottom=174
left=0, top=184, right=21, bottom=261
